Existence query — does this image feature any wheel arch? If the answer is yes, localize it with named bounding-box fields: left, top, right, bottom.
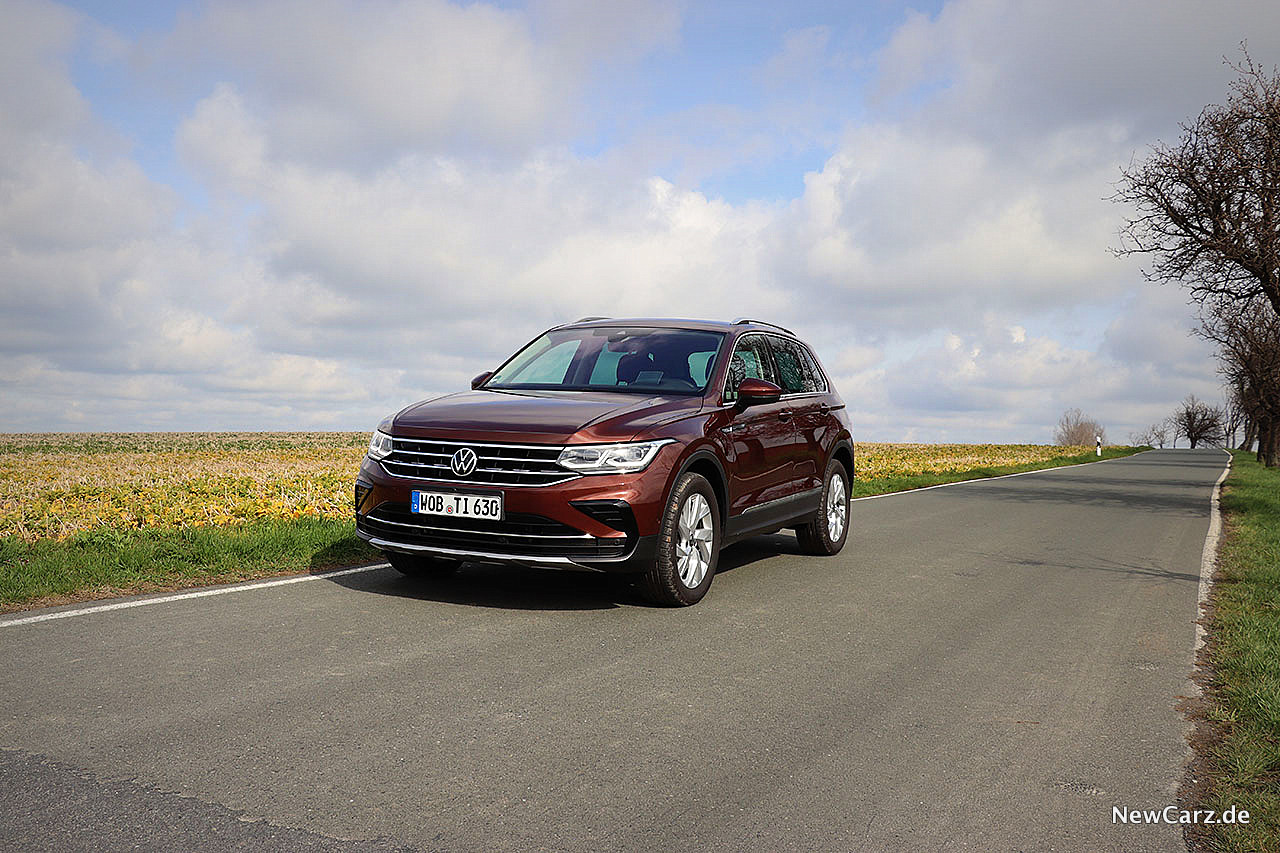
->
left=674, top=448, right=729, bottom=527
left=831, top=439, right=855, bottom=484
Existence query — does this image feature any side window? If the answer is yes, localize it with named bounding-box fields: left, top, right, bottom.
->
left=723, top=336, right=776, bottom=402
left=799, top=345, right=828, bottom=393
left=769, top=337, right=822, bottom=394
left=688, top=351, right=714, bottom=386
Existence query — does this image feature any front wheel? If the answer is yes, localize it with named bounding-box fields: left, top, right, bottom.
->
left=796, top=458, right=850, bottom=556
left=639, top=472, right=721, bottom=606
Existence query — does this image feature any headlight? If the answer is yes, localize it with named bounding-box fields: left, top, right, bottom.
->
left=557, top=439, right=674, bottom=474
left=367, top=429, right=394, bottom=461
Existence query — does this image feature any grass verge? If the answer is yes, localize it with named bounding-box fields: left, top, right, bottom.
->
left=0, top=444, right=1146, bottom=613
left=848, top=445, right=1143, bottom=498
left=0, top=519, right=378, bottom=612
left=1196, top=451, right=1280, bottom=852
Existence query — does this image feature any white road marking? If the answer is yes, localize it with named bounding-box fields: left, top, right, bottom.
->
left=1195, top=450, right=1232, bottom=653
left=0, top=563, right=389, bottom=629
left=0, top=448, right=1180, bottom=629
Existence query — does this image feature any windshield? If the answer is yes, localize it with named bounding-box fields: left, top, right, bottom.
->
left=485, top=327, right=726, bottom=395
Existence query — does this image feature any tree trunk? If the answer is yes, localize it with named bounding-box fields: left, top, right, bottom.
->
left=1258, top=418, right=1276, bottom=467
left=1240, top=417, right=1257, bottom=452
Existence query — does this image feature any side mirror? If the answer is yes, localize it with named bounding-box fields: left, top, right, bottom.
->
left=736, top=378, right=782, bottom=407
left=471, top=371, right=493, bottom=390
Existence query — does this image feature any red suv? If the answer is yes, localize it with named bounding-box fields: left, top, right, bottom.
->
left=355, top=318, right=854, bottom=605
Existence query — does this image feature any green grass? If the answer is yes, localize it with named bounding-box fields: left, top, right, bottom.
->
left=0, top=444, right=1146, bottom=612
left=848, top=445, right=1144, bottom=498
left=1200, top=451, right=1280, bottom=852
left=0, top=519, right=377, bottom=610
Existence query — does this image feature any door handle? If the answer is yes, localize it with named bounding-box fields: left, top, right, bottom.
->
left=778, top=410, right=793, bottom=421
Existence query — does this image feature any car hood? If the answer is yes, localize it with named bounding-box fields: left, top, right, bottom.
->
left=393, top=389, right=702, bottom=444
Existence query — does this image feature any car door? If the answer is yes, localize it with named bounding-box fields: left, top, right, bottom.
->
left=715, top=334, right=798, bottom=515
left=767, top=335, right=829, bottom=493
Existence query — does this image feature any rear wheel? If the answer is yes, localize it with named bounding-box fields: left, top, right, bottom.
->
left=796, top=458, right=850, bottom=556
left=385, top=552, right=462, bottom=578
left=640, top=472, right=721, bottom=606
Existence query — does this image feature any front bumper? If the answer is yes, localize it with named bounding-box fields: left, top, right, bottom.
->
left=354, top=450, right=672, bottom=573
left=356, top=529, right=659, bottom=572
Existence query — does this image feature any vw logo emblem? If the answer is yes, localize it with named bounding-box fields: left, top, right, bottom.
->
left=450, top=448, right=478, bottom=477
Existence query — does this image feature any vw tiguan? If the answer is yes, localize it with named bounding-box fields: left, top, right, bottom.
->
left=355, top=318, right=854, bottom=605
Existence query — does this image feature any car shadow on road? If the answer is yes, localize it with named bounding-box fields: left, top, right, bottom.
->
left=968, top=477, right=1213, bottom=517
left=309, top=533, right=799, bottom=611
left=1006, top=553, right=1203, bottom=584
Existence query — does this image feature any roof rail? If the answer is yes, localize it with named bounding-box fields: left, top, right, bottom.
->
left=732, top=317, right=795, bottom=335
left=573, top=316, right=611, bottom=323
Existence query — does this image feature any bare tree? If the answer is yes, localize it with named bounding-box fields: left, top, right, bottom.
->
left=1115, top=49, right=1280, bottom=317
left=1054, top=408, right=1106, bottom=446
left=1170, top=395, right=1225, bottom=449
left=1115, top=47, right=1280, bottom=465
left=1222, top=392, right=1245, bottom=448
left=1198, top=297, right=1280, bottom=465
left=1131, top=420, right=1172, bottom=448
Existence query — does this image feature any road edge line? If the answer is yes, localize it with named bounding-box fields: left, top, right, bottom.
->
left=0, top=563, right=390, bottom=629
left=1195, top=449, right=1232, bottom=656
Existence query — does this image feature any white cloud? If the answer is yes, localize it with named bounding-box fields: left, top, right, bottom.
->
left=758, top=26, right=832, bottom=89
left=172, top=77, right=784, bottom=357
left=779, top=121, right=1130, bottom=333
left=157, top=0, right=682, bottom=166
left=527, top=0, right=681, bottom=68
left=176, top=84, right=267, bottom=193
left=0, top=0, right=88, bottom=145
left=171, top=0, right=561, bottom=161
left=0, top=1, right=415, bottom=430
left=874, top=0, right=1280, bottom=142
left=2, top=0, right=1272, bottom=439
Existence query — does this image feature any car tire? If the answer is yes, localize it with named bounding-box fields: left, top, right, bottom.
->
left=385, top=552, right=462, bottom=578
left=796, top=458, right=850, bottom=556
left=640, top=472, right=721, bottom=606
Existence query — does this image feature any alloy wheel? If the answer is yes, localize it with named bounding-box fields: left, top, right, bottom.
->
left=827, top=472, right=848, bottom=541
left=675, top=493, right=714, bottom=587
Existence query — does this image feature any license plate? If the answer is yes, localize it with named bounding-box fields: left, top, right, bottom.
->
left=411, top=490, right=504, bottom=520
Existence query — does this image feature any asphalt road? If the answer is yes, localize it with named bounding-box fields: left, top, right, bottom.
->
left=0, top=448, right=1228, bottom=852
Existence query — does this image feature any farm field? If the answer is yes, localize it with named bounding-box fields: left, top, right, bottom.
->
left=0, top=433, right=1143, bottom=610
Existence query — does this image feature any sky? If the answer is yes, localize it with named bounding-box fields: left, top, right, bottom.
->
left=2, top=0, right=1279, bottom=442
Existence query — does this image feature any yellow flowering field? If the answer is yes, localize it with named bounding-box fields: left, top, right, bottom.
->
left=0, top=433, right=1109, bottom=544
left=854, top=443, right=1091, bottom=480
left=0, top=433, right=368, bottom=542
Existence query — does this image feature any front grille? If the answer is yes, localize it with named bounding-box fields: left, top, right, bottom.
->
left=359, top=503, right=628, bottom=558
left=379, top=438, right=577, bottom=487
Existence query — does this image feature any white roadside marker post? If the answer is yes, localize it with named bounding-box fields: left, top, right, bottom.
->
left=1096, top=435, right=1102, bottom=457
